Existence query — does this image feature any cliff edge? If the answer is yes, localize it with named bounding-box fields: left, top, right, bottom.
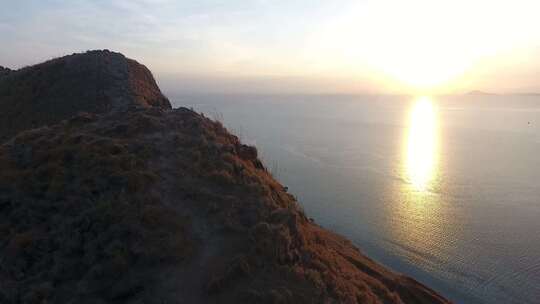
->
left=0, top=51, right=451, bottom=304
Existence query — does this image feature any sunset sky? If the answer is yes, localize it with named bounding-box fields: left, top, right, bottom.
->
left=2, top=0, right=540, bottom=94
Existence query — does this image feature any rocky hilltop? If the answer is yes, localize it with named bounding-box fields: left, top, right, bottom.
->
left=0, top=50, right=170, bottom=142
left=0, top=51, right=451, bottom=304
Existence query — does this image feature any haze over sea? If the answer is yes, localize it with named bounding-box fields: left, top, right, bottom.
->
left=172, top=93, right=540, bottom=304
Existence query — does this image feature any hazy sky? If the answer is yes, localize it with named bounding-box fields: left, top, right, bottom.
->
left=2, top=0, right=540, bottom=94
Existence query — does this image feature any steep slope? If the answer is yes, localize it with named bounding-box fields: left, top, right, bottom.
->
left=0, top=52, right=452, bottom=304
left=0, top=50, right=170, bottom=142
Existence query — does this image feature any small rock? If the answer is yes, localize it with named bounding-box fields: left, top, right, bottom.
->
left=238, top=144, right=257, bottom=161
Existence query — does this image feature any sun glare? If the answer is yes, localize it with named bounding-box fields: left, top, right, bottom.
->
left=307, top=0, right=540, bottom=93
left=405, top=97, right=438, bottom=191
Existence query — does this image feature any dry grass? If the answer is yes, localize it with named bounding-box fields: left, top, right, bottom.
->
left=0, top=113, right=191, bottom=303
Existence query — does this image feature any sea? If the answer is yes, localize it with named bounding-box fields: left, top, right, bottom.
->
left=171, top=93, right=540, bottom=304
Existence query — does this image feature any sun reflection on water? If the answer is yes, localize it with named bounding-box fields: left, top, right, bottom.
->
left=405, top=97, right=438, bottom=191
left=384, top=96, right=452, bottom=274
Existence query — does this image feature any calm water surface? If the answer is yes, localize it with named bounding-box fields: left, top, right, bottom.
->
left=172, top=94, right=540, bottom=304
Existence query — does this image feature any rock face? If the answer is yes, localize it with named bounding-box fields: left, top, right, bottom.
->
left=0, top=50, right=170, bottom=142
left=0, top=52, right=452, bottom=304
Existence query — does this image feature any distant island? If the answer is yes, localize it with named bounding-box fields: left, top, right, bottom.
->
left=515, top=92, right=540, bottom=96
left=0, top=50, right=451, bottom=304
left=465, top=90, right=497, bottom=96
left=465, top=90, right=540, bottom=96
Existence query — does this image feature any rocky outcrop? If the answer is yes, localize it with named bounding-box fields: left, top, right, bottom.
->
left=0, top=50, right=170, bottom=142
left=0, top=52, right=452, bottom=304
left=0, top=66, right=11, bottom=78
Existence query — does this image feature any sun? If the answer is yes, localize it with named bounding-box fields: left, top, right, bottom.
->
left=307, top=0, right=540, bottom=93
left=372, top=47, right=473, bottom=90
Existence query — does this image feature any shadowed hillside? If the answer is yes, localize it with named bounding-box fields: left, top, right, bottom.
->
left=0, top=51, right=451, bottom=304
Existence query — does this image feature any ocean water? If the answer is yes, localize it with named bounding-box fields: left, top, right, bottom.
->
left=171, top=94, right=540, bottom=304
